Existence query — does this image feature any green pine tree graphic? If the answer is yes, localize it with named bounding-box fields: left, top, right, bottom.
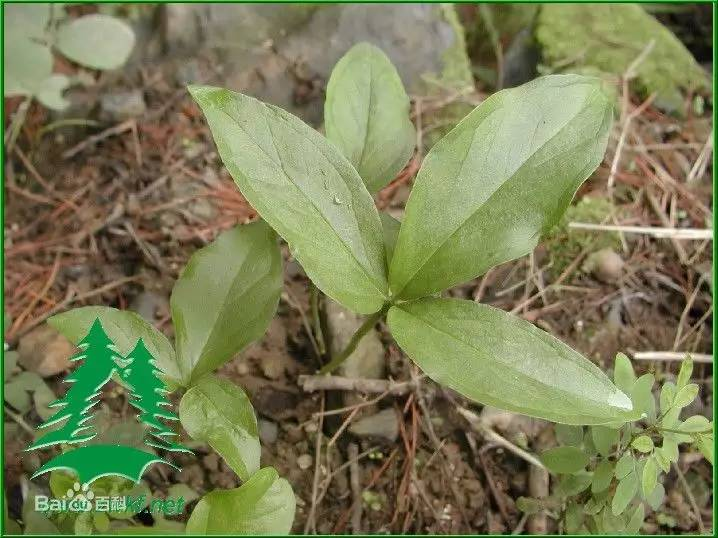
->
left=29, top=318, right=182, bottom=484
left=29, top=319, right=119, bottom=450
left=123, top=338, right=189, bottom=453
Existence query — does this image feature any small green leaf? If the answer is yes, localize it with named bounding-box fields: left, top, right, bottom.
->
left=659, top=381, right=676, bottom=414
left=564, top=501, right=584, bottom=533
left=647, top=483, right=665, bottom=510
left=630, top=373, right=656, bottom=420
left=614, top=452, right=635, bottom=479
left=186, top=467, right=295, bottom=534
left=56, top=14, right=135, bottom=70
left=190, top=85, right=388, bottom=314
left=179, top=376, right=260, bottom=481
left=324, top=43, right=415, bottom=193
left=676, top=356, right=693, bottom=388
left=611, top=472, right=638, bottom=515
left=631, top=435, right=654, bottom=453
left=171, top=222, right=282, bottom=385
left=591, top=425, right=619, bottom=456
left=613, top=352, right=635, bottom=394
left=379, top=212, right=401, bottom=267
left=516, top=497, right=542, bottom=514
left=591, top=460, right=614, bottom=493
left=555, top=424, right=584, bottom=447
left=48, top=306, right=181, bottom=386
left=642, top=456, right=658, bottom=498
left=389, top=74, right=613, bottom=299
left=36, top=74, right=71, bottom=111
left=626, top=503, right=645, bottom=534
left=386, top=298, right=636, bottom=425
left=678, top=415, right=711, bottom=432
left=653, top=447, right=670, bottom=473
left=673, top=383, right=699, bottom=408
left=557, top=471, right=593, bottom=496
left=695, top=433, right=713, bottom=464
left=540, top=446, right=589, bottom=474
left=661, top=438, right=679, bottom=463
left=4, top=37, right=52, bottom=96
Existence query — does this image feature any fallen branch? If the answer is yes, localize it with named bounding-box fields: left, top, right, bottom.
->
left=632, top=351, right=712, bottom=364
left=298, top=374, right=419, bottom=395
left=569, top=222, right=713, bottom=240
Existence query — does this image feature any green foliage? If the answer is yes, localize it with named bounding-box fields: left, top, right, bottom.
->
left=536, top=4, right=710, bottom=114
left=186, top=467, right=295, bottom=534
left=3, top=4, right=135, bottom=110
left=179, top=376, right=260, bottom=482
left=170, top=220, right=282, bottom=385
left=518, top=354, right=713, bottom=534
left=324, top=43, right=415, bottom=193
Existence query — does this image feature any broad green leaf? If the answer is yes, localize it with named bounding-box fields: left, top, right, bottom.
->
left=179, top=376, right=259, bottom=481
left=673, top=383, right=699, bottom=408
left=48, top=306, right=181, bottom=387
left=564, top=502, right=584, bottom=533
left=36, top=74, right=71, bottom=110
left=386, top=298, right=635, bottom=425
left=591, top=460, right=614, bottom=493
left=613, top=353, right=635, bottom=394
left=678, top=415, right=711, bottom=433
left=591, top=426, right=619, bottom=456
left=5, top=3, right=50, bottom=39
left=630, top=373, right=655, bottom=420
left=614, top=452, right=635, bottom=479
left=695, top=433, right=713, bottom=464
left=540, top=446, right=589, bottom=474
left=324, top=43, right=415, bottom=193
left=557, top=471, right=592, bottom=496
left=190, top=85, right=388, bottom=314
left=611, top=471, right=638, bottom=515
left=186, top=467, right=295, bottom=535
left=627, top=503, right=645, bottom=534
left=389, top=74, right=613, bottom=299
left=661, top=437, right=679, bottom=463
left=56, top=14, right=135, bottom=70
left=171, top=222, right=282, bottom=385
left=555, top=424, right=584, bottom=447
left=4, top=371, right=46, bottom=412
left=379, top=212, right=401, bottom=267
left=676, top=357, right=693, bottom=388
left=642, top=456, right=657, bottom=497
left=647, top=483, right=665, bottom=510
left=654, top=447, right=670, bottom=473
left=659, top=381, right=676, bottom=414
left=4, top=37, right=52, bottom=96
left=631, top=435, right=654, bottom=453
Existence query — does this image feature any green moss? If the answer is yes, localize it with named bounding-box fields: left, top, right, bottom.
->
left=536, top=4, right=710, bottom=114
left=544, top=197, right=622, bottom=279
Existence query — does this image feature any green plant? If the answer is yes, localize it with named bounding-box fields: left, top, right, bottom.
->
left=4, top=3, right=135, bottom=110
left=518, top=354, right=713, bottom=534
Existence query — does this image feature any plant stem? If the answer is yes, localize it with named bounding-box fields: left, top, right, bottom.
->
left=310, top=284, right=326, bottom=355
left=318, top=305, right=387, bottom=375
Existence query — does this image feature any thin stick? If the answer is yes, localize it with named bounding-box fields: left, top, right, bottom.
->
left=673, top=462, right=706, bottom=533
left=319, top=307, right=386, bottom=374
left=632, top=351, right=712, bottom=364
left=299, top=375, right=418, bottom=395
left=645, top=190, right=689, bottom=264
left=568, top=222, right=713, bottom=240
left=347, top=443, right=363, bottom=534
left=673, top=275, right=708, bottom=350
left=304, top=393, right=325, bottom=534
left=61, top=119, right=135, bottom=159
left=686, top=132, right=713, bottom=186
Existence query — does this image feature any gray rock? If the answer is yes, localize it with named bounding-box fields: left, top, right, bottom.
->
left=258, top=419, right=279, bottom=444
left=349, top=408, right=399, bottom=442
left=164, top=4, right=472, bottom=125
left=100, top=90, right=146, bottom=122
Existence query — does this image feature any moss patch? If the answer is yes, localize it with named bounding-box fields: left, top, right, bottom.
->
left=536, top=4, right=710, bottom=114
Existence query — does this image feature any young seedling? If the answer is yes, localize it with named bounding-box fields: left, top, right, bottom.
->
left=519, top=354, right=713, bottom=534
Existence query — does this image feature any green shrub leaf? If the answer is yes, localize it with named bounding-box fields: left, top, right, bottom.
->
left=48, top=306, right=181, bottom=386
left=388, top=74, right=613, bottom=299
left=642, top=456, right=658, bottom=497
left=673, top=383, right=699, bottom=408
left=186, top=467, right=295, bottom=535
left=179, top=376, right=260, bottom=481
left=631, top=435, right=654, bottom=453
left=695, top=433, right=714, bottom=464
left=613, top=353, right=636, bottom=394
left=190, top=85, right=388, bottom=314
left=591, top=459, right=614, bottom=493
left=171, top=222, right=282, bottom=385
left=678, top=415, right=711, bottom=433
left=325, top=43, right=415, bottom=193
left=647, top=482, right=665, bottom=510
left=386, top=298, right=636, bottom=425
left=614, top=452, right=635, bottom=479
left=555, top=424, right=584, bottom=447
left=591, top=426, right=619, bottom=457
left=556, top=471, right=593, bottom=496
left=676, top=356, right=693, bottom=388
left=540, top=446, right=589, bottom=474
left=659, top=381, right=676, bottom=414
left=56, top=14, right=135, bottom=70
left=379, top=212, right=401, bottom=268
left=627, top=503, right=645, bottom=534
left=630, top=373, right=656, bottom=420
left=611, top=471, right=638, bottom=515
